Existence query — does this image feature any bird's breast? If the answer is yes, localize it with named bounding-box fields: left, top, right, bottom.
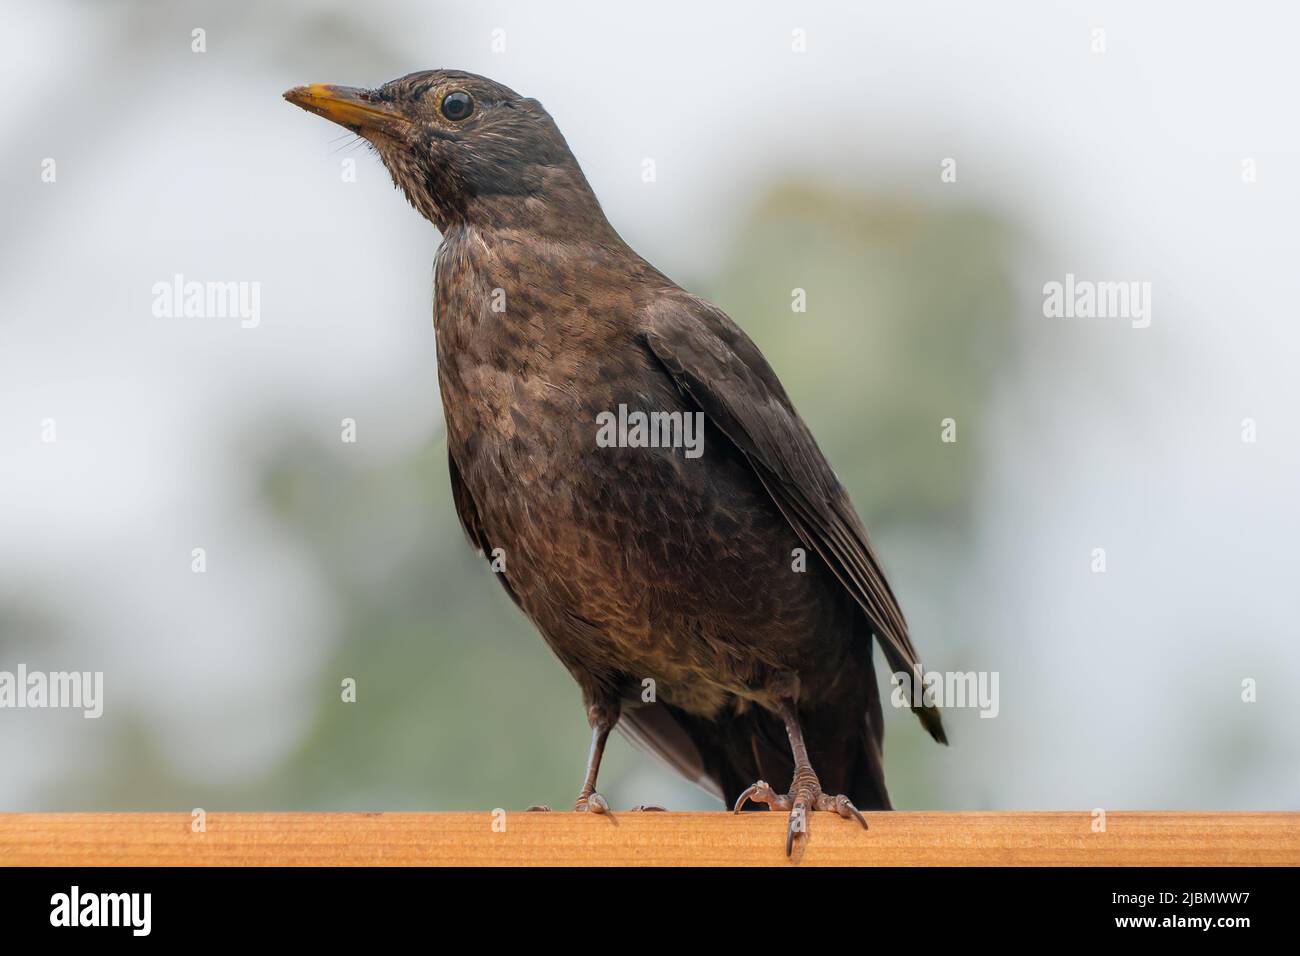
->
left=430, top=232, right=847, bottom=702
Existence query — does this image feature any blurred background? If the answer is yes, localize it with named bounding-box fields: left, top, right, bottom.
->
left=1, top=0, right=1297, bottom=813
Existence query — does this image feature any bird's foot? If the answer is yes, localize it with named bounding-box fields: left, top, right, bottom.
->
left=536, top=797, right=657, bottom=813
left=733, top=777, right=868, bottom=855
left=574, top=791, right=610, bottom=813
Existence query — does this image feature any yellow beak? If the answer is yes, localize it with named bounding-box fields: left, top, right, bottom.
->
left=283, top=84, right=411, bottom=137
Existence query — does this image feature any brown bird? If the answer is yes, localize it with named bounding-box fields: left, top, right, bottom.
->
left=285, top=70, right=945, bottom=853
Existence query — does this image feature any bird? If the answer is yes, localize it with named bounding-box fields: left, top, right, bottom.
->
left=284, top=70, right=946, bottom=854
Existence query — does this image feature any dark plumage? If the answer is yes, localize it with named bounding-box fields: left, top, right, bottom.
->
left=285, top=70, right=945, bottom=851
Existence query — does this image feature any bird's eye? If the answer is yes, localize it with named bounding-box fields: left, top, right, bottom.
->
left=440, top=90, right=473, bottom=121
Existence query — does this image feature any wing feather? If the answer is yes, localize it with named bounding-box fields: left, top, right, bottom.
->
left=642, top=295, right=946, bottom=743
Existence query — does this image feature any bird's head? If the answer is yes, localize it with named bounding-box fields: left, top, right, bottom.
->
left=284, top=70, right=602, bottom=234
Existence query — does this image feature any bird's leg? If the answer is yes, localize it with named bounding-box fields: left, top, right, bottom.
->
left=574, top=696, right=619, bottom=813
left=734, top=695, right=868, bottom=855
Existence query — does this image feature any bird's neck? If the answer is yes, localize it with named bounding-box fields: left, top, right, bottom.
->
left=465, top=196, right=615, bottom=242
left=444, top=154, right=618, bottom=242
left=432, top=205, right=659, bottom=353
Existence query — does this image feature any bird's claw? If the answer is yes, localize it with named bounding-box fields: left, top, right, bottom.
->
left=627, top=804, right=667, bottom=812
left=733, top=780, right=792, bottom=813
left=575, top=791, right=609, bottom=813
left=734, top=778, right=867, bottom=856
left=531, top=791, right=621, bottom=814
left=821, top=792, right=869, bottom=830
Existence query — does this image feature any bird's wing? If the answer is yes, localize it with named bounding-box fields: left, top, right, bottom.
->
left=642, top=294, right=946, bottom=743
left=448, top=450, right=523, bottom=609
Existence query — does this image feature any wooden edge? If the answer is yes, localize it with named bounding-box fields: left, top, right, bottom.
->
left=1, top=812, right=1296, bottom=867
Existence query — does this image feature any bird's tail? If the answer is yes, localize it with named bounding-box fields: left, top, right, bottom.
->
left=879, top=646, right=949, bottom=745
left=846, top=723, right=892, bottom=811
left=620, top=656, right=932, bottom=811
left=642, top=703, right=895, bottom=812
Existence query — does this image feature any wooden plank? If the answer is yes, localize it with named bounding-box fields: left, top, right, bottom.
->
left=1, top=812, right=1295, bottom=867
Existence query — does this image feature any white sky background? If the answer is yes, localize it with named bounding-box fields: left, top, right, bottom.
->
left=0, top=0, right=1297, bottom=808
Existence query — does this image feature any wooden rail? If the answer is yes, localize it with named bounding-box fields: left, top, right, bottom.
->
left=1, top=812, right=1295, bottom=866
